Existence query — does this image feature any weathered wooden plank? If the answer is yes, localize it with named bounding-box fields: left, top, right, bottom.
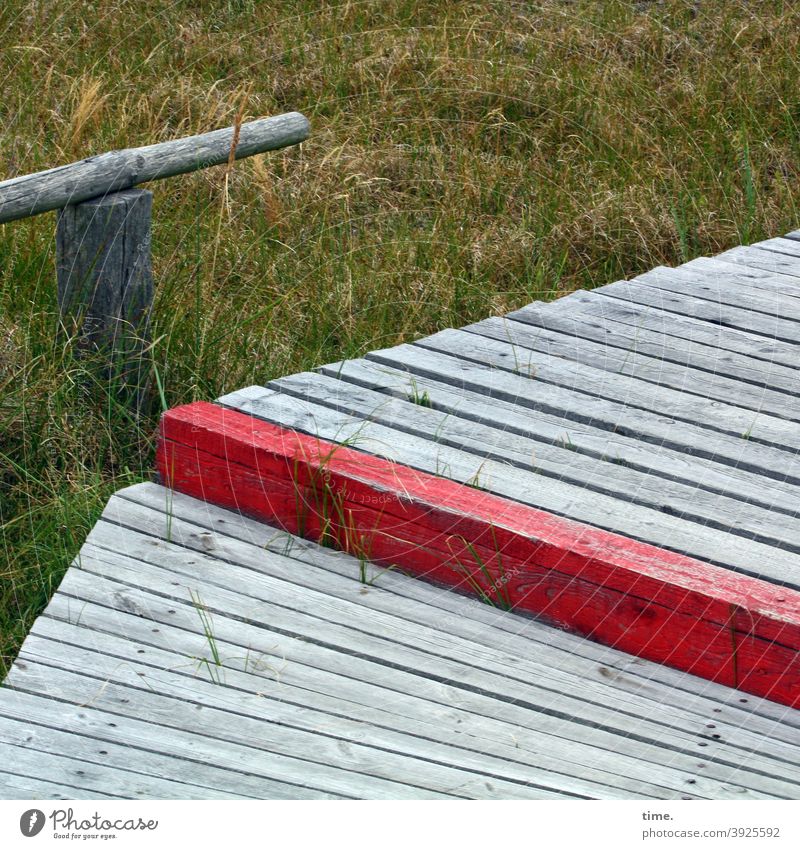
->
left=41, top=549, right=794, bottom=798
left=411, top=328, right=800, bottom=451
left=35, top=585, right=687, bottom=799
left=95, top=492, right=800, bottom=764
left=715, top=245, right=800, bottom=281
left=316, top=357, right=800, bottom=516
left=11, top=649, right=550, bottom=802
left=0, top=770, right=119, bottom=800
left=56, top=189, right=153, bottom=406
left=28, top=596, right=664, bottom=799
left=19, top=622, right=636, bottom=801
left=509, top=289, right=800, bottom=368
left=0, top=688, right=345, bottom=800
left=508, top=295, right=798, bottom=395
left=157, top=401, right=800, bottom=706
left=267, top=370, right=800, bottom=553
left=633, top=266, right=800, bottom=323
left=216, top=386, right=800, bottom=587
left=740, top=238, right=800, bottom=263
left=595, top=279, right=800, bottom=344
left=679, top=256, right=800, bottom=300
left=68, top=532, right=756, bottom=768
left=463, top=315, right=798, bottom=421
left=0, top=113, right=309, bottom=223
left=0, top=714, right=257, bottom=800
left=7, top=657, right=460, bottom=801
left=120, top=481, right=800, bottom=735
left=346, top=344, right=800, bottom=496
left=0, top=739, right=218, bottom=800
left=87, top=502, right=800, bottom=768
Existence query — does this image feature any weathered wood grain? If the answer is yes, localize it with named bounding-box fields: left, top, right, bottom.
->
left=508, top=295, right=798, bottom=394
left=411, top=328, right=800, bottom=450
left=316, top=357, right=800, bottom=512
left=0, top=112, right=309, bottom=223
left=0, top=715, right=256, bottom=800
left=267, top=370, right=800, bottom=554
left=56, top=189, right=153, bottom=405
left=37, top=574, right=676, bottom=798
left=633, top=267, right=800, bottom=322
left=351, top=343, right=800, bottom=494
left=157, top=401, right=800, bottom=706
left=120, top=481, right=800, bottom=734
left=463, top=315, right=798, bottom=421
left=217, top=385, right=800, bottom=586
left=509, top=289, right=800, bottom=368
left=0, top=770, right=120, bottom=800
left=0, top=688, right=345, bottom=800
left=95, top=491, right=800, bottom=762
left=678, top=256, right=800, bottom=301
left=595, top=279, right=800, bottom=344
left=716, top=245, right=800, bottom=280
left=62, top=506, right=800, bottom=800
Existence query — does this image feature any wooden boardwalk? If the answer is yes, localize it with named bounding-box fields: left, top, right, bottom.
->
left=3, top=237, right=800, bottom=798
left=2, top=482, right=800, bottom=800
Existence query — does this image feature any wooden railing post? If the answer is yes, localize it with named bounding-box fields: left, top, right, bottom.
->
left=56, top=188, right=153, bottom=410
left=0, top=110, right=309, bottom=412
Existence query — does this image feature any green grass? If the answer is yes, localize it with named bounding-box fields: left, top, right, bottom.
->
left=3, top=0, right=800, bottom=675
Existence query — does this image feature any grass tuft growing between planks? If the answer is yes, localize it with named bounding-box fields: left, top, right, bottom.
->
left=3, top=0, right=800, bottom=674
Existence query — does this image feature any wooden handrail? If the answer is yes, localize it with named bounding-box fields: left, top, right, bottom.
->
left=0, top=111, right=309, bottom=224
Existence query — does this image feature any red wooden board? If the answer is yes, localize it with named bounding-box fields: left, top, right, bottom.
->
left=157, top=400, right=800, bottom=708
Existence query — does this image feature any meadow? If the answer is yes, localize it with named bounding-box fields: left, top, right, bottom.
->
left=2, top=0, right=800, bottom=675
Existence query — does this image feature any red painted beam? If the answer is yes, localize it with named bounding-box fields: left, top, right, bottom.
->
left=157, top=400, right=800, bottom=708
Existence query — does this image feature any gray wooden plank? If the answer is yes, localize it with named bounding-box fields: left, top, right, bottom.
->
left=23, top=604, right=663, bottom=800
left=499, top=299, right=798, bottom=396
left=783, top=230, right=800, bottom=243
left=595, top=279, right=800, bottom=344
left=74, top=527, right=778, bottom=770
left=410, top=328, right=800, bottom=452
left=96, top=491, right=800, bottom=765
left=0, top=714, right=258, bottom=800
left=0, top=688, right=346, bottom=801
left=320, top=349, right=800, bottom=505
left=7, top=656, right=463, bottom=801
left=19, top=624, right=639, bottom=801
left=268, top=370, right=800, bottom=553
left=633, top=266, right=800, bottom=323
left=509, top=289, right=800, bottom=369
left=0, top=770, right=120, bottom=800
left=120, top=482, right=800, bottom=737
left=742, top=238, right=800, bottom=264
left=317, top=357, right=800, bottom=516
left=219, top=385, right=800, bottom=587
left=43, top=562, right=670, bottom=797
left=463, top=315, right=798, bottom=422
left=45, top=541, right=800, bottom=799
left=680, top=257, right=800, bottom=301
left=36, top=557, right=793, bottom=799
left=715, top=245, right=800, bottom=281
left=32, top=592, right=682, bottom=800
left=0, top=739, right=220, bottom=800
left=10, top=649, right=552, bottom=802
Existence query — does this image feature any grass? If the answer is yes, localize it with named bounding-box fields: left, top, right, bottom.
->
left=190, top=589, right=224, bottom=685
left=2, top=0, right=800, bottom=675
